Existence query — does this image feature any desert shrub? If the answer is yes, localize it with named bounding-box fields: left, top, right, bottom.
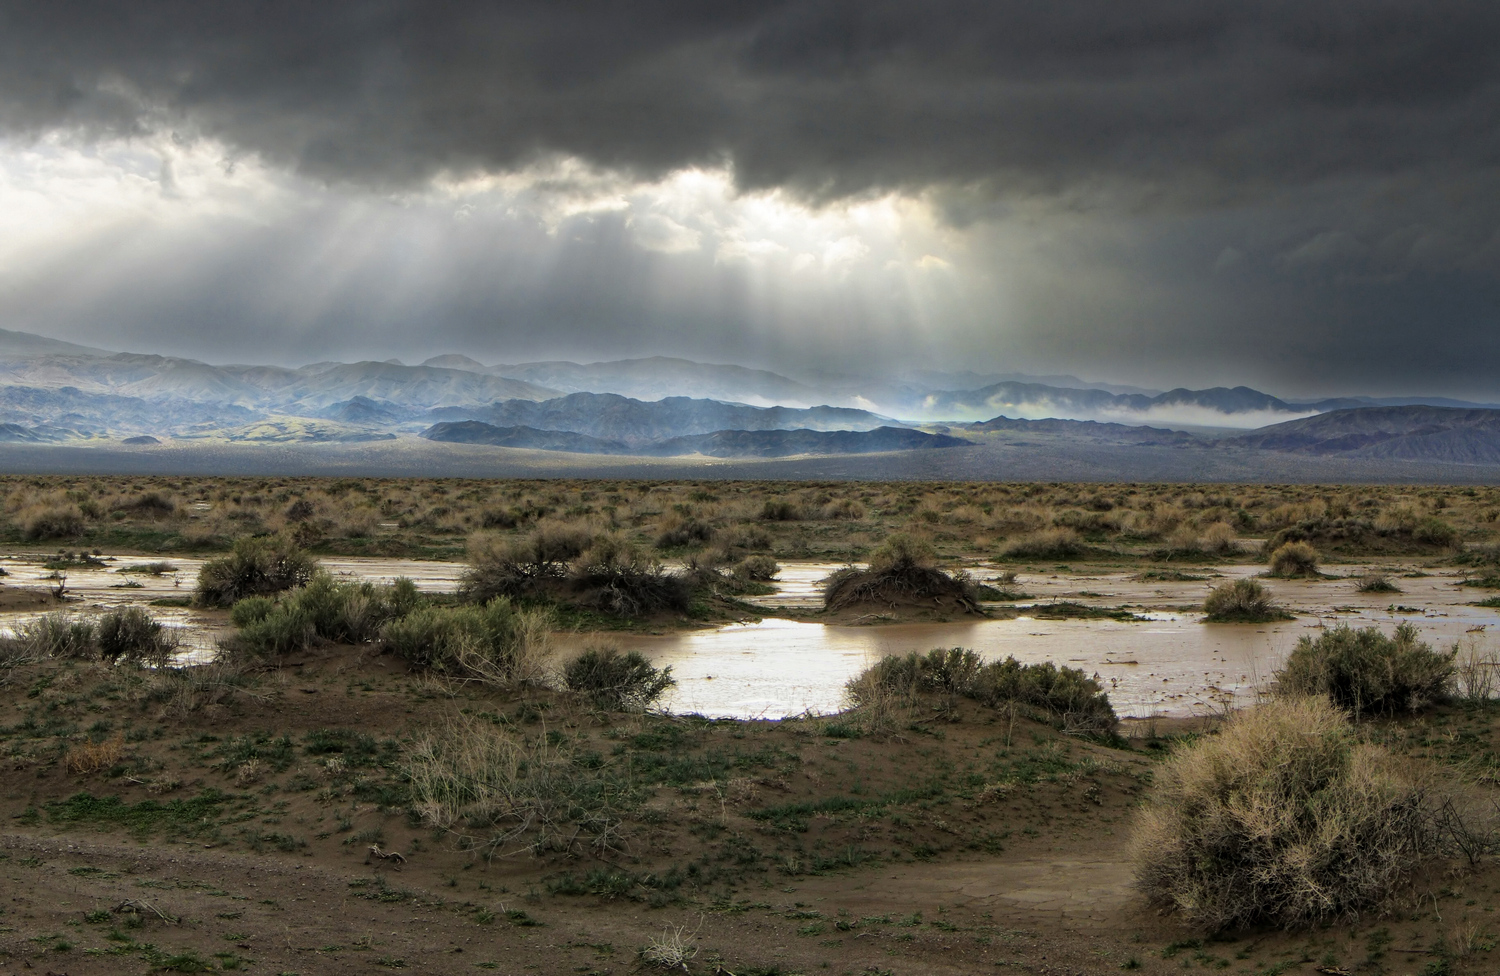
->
left=759, top=500, right=801, bottom=521
left=654, top=516, right=714, bottom=550
left=96, top=606, right=178, bottom=667
left=381, top=598, right=553, bottom=686
left=971, top=657, right=1117, bottom=733
left=66, top=732, right=125, bottom=775
left=732, top=555, right=780, bottom=582
left=1268, top=540, right=1319, bottom=578
left=196, top=535, right=318, bottom=607
left=1133, top=697, right=1454, bottom=930
left=846, top=649, right=1116, bottom=734
left=567, top=536, right=692, bottom=616
left=1001, top=527, right=1084, bottom=560
left=1202, top=579, right=1291, bottom=623
left=822, top=499, right=865, bottom=520
left=1275, top=623, right=1454, bottom=715
left=461, top=526, right=592, bottom=602
left=229, top=595, right=277, bottom=627
left=114, top=491, right=176, bottom=517
left=405, top=715, right=638, bottom=858
left=1200, top=522, right=1240, bottom=555
left=867, top=533, right=936, bottom=572
left=563, top=646, right=675, bottom=710
left=1354, top=572, right=1400, bottom=593
left=18, top=613, right=96, bottom=658
left=1412, top=516, right=1459, bottom=549
left=824, top=535, right=979, bottom=614
left=22, top=504, right=85, bottom=541
left=232, top=604, right=316, bottom=659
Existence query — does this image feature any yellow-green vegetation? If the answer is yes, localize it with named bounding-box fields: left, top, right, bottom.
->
left=1268, top=539, right=1321, bottom=577
left=0, top=476, right=1496, bottom=567
left=1133, top=696, right=1478, bottom=931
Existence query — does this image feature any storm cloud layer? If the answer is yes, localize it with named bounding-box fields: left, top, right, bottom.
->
left=2, top=2, right=1500, bottom=394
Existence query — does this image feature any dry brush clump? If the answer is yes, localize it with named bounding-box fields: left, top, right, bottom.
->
left=1202, top=579, right=1293, bottom=623
left=1268, top=540, right=1320, bottom=578
left=1133, top=697, right=1481, bottom=931
left=379, top=598, right=554, bottom=688
left=1001, top=527, right=1086, bottom=561
left=1275, top=623, right=1455, bottom=716
left=823, top=534, right=982, bottom=614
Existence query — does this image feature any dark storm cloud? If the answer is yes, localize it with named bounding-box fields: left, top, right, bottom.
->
left=4, top=1, right=1500, bottom=201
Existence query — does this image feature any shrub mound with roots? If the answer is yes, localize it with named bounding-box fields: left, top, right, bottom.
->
left=824, top=534, right=981, bottom=614
left=563, top=646, right=675, bottom=710
left=196, top=535, right=319, bottom=607
left=1268, top=540, right=1320, bottom=578
left=1202, top=579, right=1292, bottom=623
left=846, top=647, right=1117, bottom=734
left=1133, top=697, right=1472, bottom=931
left=1275, top=622, right=1455, bottom=715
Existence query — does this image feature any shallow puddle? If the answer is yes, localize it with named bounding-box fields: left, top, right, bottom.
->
left=3, top=552, right=1495, bottom=720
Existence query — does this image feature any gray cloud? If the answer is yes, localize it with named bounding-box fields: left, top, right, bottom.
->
left=2, top=2, right=1500, bottom=398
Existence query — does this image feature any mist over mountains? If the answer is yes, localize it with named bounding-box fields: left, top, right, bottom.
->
left=2, top=327, right=1500, bottom=475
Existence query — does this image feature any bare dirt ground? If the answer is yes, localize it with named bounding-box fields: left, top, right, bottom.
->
left=2, top=643, right=1495, bottom=975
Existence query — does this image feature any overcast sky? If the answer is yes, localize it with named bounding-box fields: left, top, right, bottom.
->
left=2, top=2, right=1500, bottom=397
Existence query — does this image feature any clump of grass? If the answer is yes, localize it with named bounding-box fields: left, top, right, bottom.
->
left=404, top=715, right=638, bottom=858
left=1268, top=540, right=1320, bottom=578
left=823, top=534, right=981, bottom=614
left=1354, top=572, right=1400, bottom=593
left=1202, top=579, right=1293, bottom=623
left=97, top=606, right=179, bottom=667
left=1001, top=527, right=1085, bottom=560
left=1132, top=696, right=1463, bottom=931
left=1275, top=622, right=1455, bottom=715
left=195, top=535, right=318, bottom=607
left=563, top=646, right=675, bottom=710
left=66, top=732, right=124, bottom=775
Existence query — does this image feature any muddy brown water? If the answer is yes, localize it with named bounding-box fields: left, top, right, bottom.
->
left=2, top=553, right=1495, bottom=719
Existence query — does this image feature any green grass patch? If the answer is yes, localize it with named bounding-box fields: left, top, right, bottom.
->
left=45, top=790, right=230, bottom=838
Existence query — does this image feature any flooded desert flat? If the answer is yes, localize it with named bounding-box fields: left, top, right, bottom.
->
left=2, top=552, right=1495, bottom=718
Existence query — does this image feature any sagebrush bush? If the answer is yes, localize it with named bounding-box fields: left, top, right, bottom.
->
left=18, top=613, right=96, bottom=658
left=97, top=606, right=178, bottom=666
left=846, top=648, right=1116, bottom=734
left=22, top=503, right=85, bottom=541
left=867, top=533, right=936, bottom=572
left=1001, top=527, right=1084, bottom=560
left=563, top=646, right=675, bottom=710
left=1275, top=622, right=1454, bottom=715
left=1133, top=697, right=1454, bottom=930
left=380, top=598, right=553, bottom=686
left=1268, top=540, right=1320, bottom=577
left=1202, top=579, right=1290, bottom=623
left=460, top=526, right=592, bottom=602
left=227, top=574, right=422, bottom=659
left=1354, top=572, right=1400, bottom=593
left=196, top=535, right=318, bottom=607
left=824, top=534, right=980, bottom=613
left=732, top=554, right=780, bottom=582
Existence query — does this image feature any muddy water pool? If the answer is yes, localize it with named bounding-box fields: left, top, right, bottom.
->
left=2, top=553, right=1495, bottom=719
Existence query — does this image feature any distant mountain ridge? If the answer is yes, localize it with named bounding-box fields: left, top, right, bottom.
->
left=1225, top=406, right=1500, bottom=463
left=422, top=421, right=968, bottom=457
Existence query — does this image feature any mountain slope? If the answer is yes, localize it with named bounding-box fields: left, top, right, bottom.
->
left=642, top=427, right=970, bottom=457
left=428, top=393, right=895, bottom=445
left=968, top=415, right=1199, bottom=445
left=1225, top=406, right=1500, bottom=463
left=421, top=422, right=629, bottom=453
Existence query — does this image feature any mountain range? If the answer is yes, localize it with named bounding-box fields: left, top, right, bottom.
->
left=4, top=327, right=1500, bottom=472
